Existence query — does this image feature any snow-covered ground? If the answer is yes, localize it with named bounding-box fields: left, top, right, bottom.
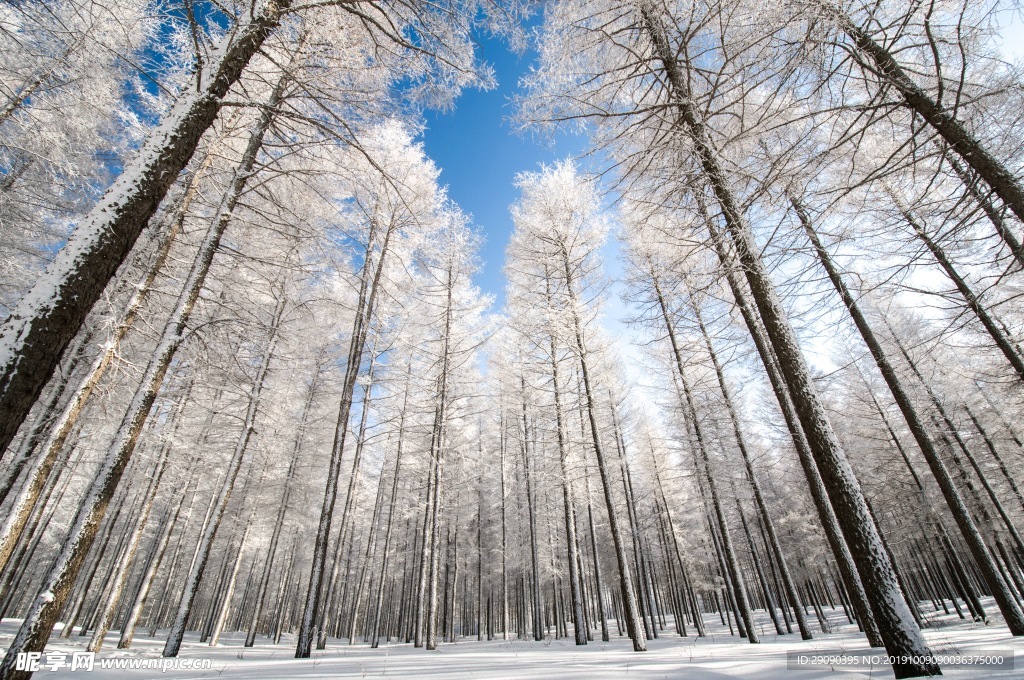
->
left=2, top=599, right=1020, bottom=678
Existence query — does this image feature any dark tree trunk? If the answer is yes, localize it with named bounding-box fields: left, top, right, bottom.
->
left=0, top=0, right=291, bottom=464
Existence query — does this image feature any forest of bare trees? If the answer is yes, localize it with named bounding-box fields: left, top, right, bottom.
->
left=0, top=0, right=1022, bottom=678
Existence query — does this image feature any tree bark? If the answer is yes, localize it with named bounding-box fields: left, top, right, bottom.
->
left=831, top=7, right=1024, bottom=223
left=560, top=245, right=646, bottom=652
left=795, top=195, right=1024, bottom=636
left=0, top=0, right=292, bottom=462
left=639, top=9, right=935, bottom=672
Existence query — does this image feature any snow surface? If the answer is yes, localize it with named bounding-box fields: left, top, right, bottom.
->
left=2, top=598, right=1021, bottom=679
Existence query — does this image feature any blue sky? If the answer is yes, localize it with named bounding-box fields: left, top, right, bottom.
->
left=420, top=30, right=589, bottom=308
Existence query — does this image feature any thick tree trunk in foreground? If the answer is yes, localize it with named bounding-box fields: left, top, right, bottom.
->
left=0, top=0, right=291, bottom=462
left=0, top=68, right=290, bottom=679
left=795, top=195, right=1024, bottom=636
left=703, top=214, right=882, bottom=647
left=641, top=8, right=934, bottom=668
left=0, top=148, right=217, bottom=575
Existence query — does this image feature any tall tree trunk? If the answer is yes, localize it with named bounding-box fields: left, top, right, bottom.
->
left=653, top=275, right=757, bottom=643
left=795, top=194, right=1024, bottom=636
left=245, top=367, right=321, bottom=647
left=737, top=497, right=785, bottom=636
left=544, top=271, right=587, bottom=645
left=317, top=350, right=380, bottom=649
left=425, top=262, right=456, bottom=651
left=117, top=474, right=198, bottom=649
left=639, top=9, right=935, bottom=673
left=370, top=371, right=411, bottom=648
left=86, top=380, right=194, bottom=652
left=500, top=414, right=510, bottom=640
left=296, top=207, right=400, bottom=658
left=0, top=0, right=293, bottom=461
left=686, top=281, right=813, bottom=640
left=0, top=68, right=293, bottom=674
left=520, top=377, right=544, bottom=642
left=560, top=245, right=646, bottom=652
left=163, top=287, right=287, bottom=657
left=702, top=213, right=880, bottom=647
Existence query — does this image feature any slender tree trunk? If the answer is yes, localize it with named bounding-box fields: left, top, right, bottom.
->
left=899, top=206, right=1024, bottom=381
left=544, top=272, right=587, bottom=645
left=425, top=262, right=456, bottom=651
left=118, top=474, right=198, bottom=649
left=686, top=282, right=813, bottom=640
left=500, top=415, right=510, bottom=641
left=702, top=212, right=880, bottom=646
left=937, top=145, right=1024, bottom=269
left=86, top=380, right=194, bottom=652
left=317, top=350, right=381, bottom=649
left=296, top=208, right=400, bottom=658
left=208, top=493, right=262, bottom=646
left=244, top=367, right=321, bottom=646
left=520, top=378, right=544, bottom=642
left=738, top=498, right=784, bottom=636
left=560, top=246, right=646, bottom=652
left=163, top=286, right=287, bottom=657
left=653, top=278, right=757, bottom=643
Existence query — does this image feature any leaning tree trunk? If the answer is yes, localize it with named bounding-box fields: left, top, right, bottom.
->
left=827, top=4, right=1024, bottom=224
left=244, top=366, right=322, bottom=647
left=0, top=143, right=221, bottom=574
left=702, top=213, right=882, bottom=647
left=208, top=483, right=264, bottom=647
left=687, top=285, right=813, bottom=640
left=0, top=0, right=292, bottom=462
left=296, top=213, right=398, bottom=658
left=936, top=144, right=1024, bottom=270
left=795, top=194, right=1024, bottom=636
left=117, top=474, right=199, bottom=649
left=899, top=207, right=1024, bottom=382
left=86, top=380, right=194, bottom=652
left=0, top=66, right=292, bottom=679
left=315, top=351, right=380, bottom=650
left=651, top=271, right=757, bottom=642
left=640, top=9, right=935, bottom=672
